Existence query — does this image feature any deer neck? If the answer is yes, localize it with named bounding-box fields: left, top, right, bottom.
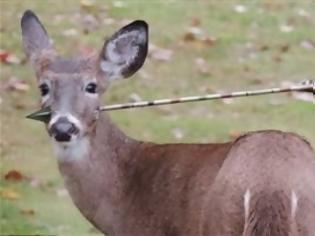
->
left=56, top=112, right=139, bottom=229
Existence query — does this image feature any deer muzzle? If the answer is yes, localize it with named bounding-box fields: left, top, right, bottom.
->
left=49, top=116, right=79, bottom=142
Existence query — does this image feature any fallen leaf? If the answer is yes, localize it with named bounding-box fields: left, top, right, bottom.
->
left=273, top=55, right=282, bottom=63
left=190, top=17, right=201, bottom=27
left=300, top=39, right=315, bottom=50
left=0, top=187, right=21, bottom=200
left=171, top=128, right=184, bottom=140
left=103, top=17, right=115, bottom=25
left=279, top=24, right=294, bottom=33
left=259, top=45, right=270, bottom=51
left=292, top=92, right=314, bottom=103
left=138, top=70, right=151, bottom=80
left=222, top=98, right=234, bottom=105
left=113, top=1, right=126, bottom=8
left=81, top=14, right=100, bottom=34
left=129, top=93, right=142, bottom=102
left=0, top=49, right=21, bottom=64
left=3, top=77, right=30, bottom=92
left=20, top=209, right=35, bottom=216
left=4, top=170, right=24, bottom=181
left=229, top=131, right=242, bottom=139
left=56, top=188, right=69, bottom=197
left=201, top=36, right=217, bottom=46
left=78, top=44, right=96, bottom=56
left=149, top=44, right=173, bottom=62
left=80, top=0, right=99, bottom=14
left=279, top=44, right=290, bottom=53
left=0, top=49, right=9, bottom=62
left=281, top=81, right=314, bottom=103
left=62, top=28, right=79, bottom=37
left=233, top=4, right=248, bottom=13
left=183, top=26, right=203, bottom=42
left=183, top=26, right=217, bottom=48
left=195, top=57, right=211, bottom=75
left=296, top=8, right=310, bottom=17
left=29, top=178, right=42, bottom=188
left=268, top=99, right=287, bottom=106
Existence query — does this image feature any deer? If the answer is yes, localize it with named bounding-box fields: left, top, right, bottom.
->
left=21, top=10, right=315, bottom=236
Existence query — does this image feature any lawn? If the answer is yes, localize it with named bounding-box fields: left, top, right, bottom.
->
left=1, top=0, right=314, bottom=235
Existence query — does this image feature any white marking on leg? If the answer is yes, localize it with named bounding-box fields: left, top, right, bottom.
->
left=244, top=189, right=251, bottom=220
left=291, top=190, right=298, bottom=218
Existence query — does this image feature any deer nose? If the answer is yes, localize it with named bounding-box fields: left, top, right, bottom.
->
left=50, top=117, right=78, bottom=142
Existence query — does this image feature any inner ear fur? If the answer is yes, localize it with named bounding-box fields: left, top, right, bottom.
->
left=99, top=20, right=148, bottom=81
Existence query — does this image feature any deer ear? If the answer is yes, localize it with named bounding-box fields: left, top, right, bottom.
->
left=99, top=20, right=148, bottom=81
left=21, top=10, right=55, bottom=65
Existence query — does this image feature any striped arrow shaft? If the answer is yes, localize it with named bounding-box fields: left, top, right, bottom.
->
left=99, top=83, right=314, bottom=111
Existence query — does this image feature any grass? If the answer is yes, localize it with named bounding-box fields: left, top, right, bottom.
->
left=1, top=0, right=315, bottom=235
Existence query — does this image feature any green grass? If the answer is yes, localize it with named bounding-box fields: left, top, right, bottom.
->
left=1, top=0, right=315, bottom=235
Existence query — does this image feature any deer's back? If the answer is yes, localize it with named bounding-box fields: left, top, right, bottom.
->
left=202, top=130, right=315, bottom=236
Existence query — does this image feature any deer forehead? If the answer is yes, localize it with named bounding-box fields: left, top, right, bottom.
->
left=40, top=72, right=96, bottom=83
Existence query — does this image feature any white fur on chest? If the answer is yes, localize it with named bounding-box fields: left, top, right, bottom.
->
left=52, top=137, right=90, bottom=162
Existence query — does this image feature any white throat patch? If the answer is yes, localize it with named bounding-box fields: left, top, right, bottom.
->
left=52, top=137, right=90, bottom=162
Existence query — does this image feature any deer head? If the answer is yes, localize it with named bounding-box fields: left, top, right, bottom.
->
left=22, top=10, right=148, bottom=145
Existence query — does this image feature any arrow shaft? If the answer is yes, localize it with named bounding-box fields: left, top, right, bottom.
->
left=99, top=84, right=314, bottom=111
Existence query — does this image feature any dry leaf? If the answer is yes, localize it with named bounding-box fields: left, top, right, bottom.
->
left=3, top=77, right=30, bottom=92
left=6, top=54, right=21, bottom=64
left=103, top=18, right=115, bottom=26
left=0, top=49, right=9, bottom=62
left=82, top=14, right=100, bottom=34
left=29, top=178, right=42, bottom=188
left=56, top=188, right=69, bottom=197
left=229, top=131, right=242, bottom=139
left=62, top=28, right=79, bottom=37
left=297, top=9, right=310, bottom=17
left=300, top=39, right=315, bottom=50
left=190, top=17, right=201, bottom=27
left=129, top=93, right=142, bottom=102
left=279, top=24, right=294, bottom=33
left=20, top=209, right=35, bottom=216
left=280, top=44, right=290, bottom=53
left=171, top=128, right=184, bottom=140
left=201, top=36, right=217, bottom=46
left=233, top=5, right=248, bottom=13
left=113, top=1, right=126, bottom=8
left=195, top=57, right=211, bottom=75
left=292, top=92, right=314, bottom=103
left=183, top=27, right=216, bottom=47
left=138, top=70, right=151, bottom=80
left=80, top=0, right=97, bottom=13
left=0, top=49, right=21, bottom=64
left=149, top=44, right=173, bottom=62
left=4, top=170, right=24, bottom=181
left=78, top=44, right=96, bottom=56
left=183, top=27, right=203, bottom=42
left=281, top=81, right=314, bottom=103
left=222, top=98, right=234, bottom=105
left=0, top=187, right=21, bottom=200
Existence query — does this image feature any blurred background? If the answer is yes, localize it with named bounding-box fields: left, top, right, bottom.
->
left=1, top=0, right=314, bottom=235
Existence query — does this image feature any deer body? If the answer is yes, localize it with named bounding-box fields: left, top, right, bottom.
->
left=21, top=10, right=315, bottom=236
left=57, top=112, right=231, bottom=235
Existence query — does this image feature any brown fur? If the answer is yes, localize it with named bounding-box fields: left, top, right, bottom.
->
left=21, top=10, right=315, bottom=236
left=58, top=115, right=315, bottom=236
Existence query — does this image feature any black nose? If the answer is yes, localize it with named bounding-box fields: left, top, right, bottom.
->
left=50, top=117, right=78, bottom=142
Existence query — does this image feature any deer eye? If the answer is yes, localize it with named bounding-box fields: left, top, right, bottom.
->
left=39, top=83, right=49, bottom=96
left=85, top=82, right=97, bottom=94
